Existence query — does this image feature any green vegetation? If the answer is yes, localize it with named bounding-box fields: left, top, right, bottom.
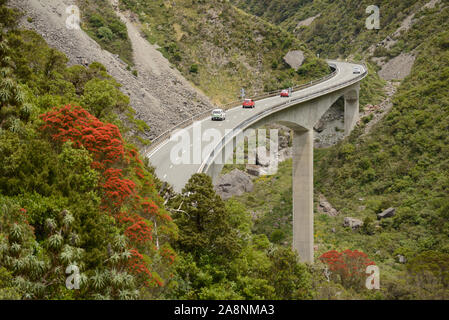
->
left=2, top=0, right=448, bottom=301
left=119, top=0, right=330, bottom=103
left=167, top=174, right=312, bottom=299
left=232, top=0, right=449, bottom=107
left=231, top=0, right=317, bottom=25
left=0, top=2, right=163, bottom=299
left=228, top=4, right=449, bottom=299
left=0, top=2, right=314, bottom=299
left=359, top=62, right=386, bottom=107
left=77, top=0, right=134, bottom=66
left=232, top=0, right=429, bottom=58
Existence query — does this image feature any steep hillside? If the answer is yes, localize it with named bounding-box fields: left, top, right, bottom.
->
left=77, top=0, right=134, bottom=66
left=119, top=0, right=330, bottom=103
left=314, top=22, right=449, bottom=299
left=0, top=2, right=177, bottom=299
left=9, top=0, right=215, bottom=139
left=0, top=1, right=316, bottom=300
left=231, top=0, right=316, bottom=25
left=231, top=1, right=446, bottom=81
left=228, top=1, right=449, bottom=299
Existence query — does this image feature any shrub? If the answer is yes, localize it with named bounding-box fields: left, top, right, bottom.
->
left=319, top=249, right=375, bottom=289
left=189, top=64, right=199, bottom=74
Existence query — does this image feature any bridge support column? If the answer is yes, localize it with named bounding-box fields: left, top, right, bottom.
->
left=344, top=88, right=359, bottom=135
left=292, top=129, right=314, bottom=263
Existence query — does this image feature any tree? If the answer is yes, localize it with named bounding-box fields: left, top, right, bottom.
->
left=0, top=4, right=27, bottom=129
left=0, top=200, right=141, bottom=299
left=173, top=173, right=241, bottom=258
left=267, top=247, right=313, bottom=300
left=406, top=251, right=449, bottom=298
left=319, top=249, right=375, bottom=290
left=81, top=78, right=129, bottom=118
left=40, top=105, right=177, bottom=294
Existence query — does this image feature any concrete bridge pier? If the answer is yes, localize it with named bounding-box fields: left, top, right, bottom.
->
left=344, top=86, right=360, bottom=135
left=203, top=82, right=363, bottom=264
left=292, top=129, right=314, bottom=263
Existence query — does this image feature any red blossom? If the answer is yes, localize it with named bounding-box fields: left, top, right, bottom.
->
left=319, top=249, right=375, bottom=287
left=39, top=105, right=173, bottom=287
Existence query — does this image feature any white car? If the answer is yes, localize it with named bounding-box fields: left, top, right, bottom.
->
left=211, top=108, right=226, bottom=121
left=353, top=67, right=361, bottom=74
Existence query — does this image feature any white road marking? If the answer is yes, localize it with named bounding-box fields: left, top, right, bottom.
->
left=163, top=174, right=167, bottom=179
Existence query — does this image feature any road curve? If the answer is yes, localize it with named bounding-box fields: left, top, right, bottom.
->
left=146, top=60, right=366, bottom=192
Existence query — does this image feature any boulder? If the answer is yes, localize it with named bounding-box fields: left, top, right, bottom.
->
left=215, top=169, right=253, bottom=200
left=378, top=53, right=415, bottom=80
left=397, top=255, right=407, bottom=264
left=317, top=194, right=339, bottom=216
left=256, top=146, right=273, bottom=167
left=278, top=148, right=292, bottom=163
left=343, top=217, right=363, bottom=229
left=283, top=50, right=305, bottom=70
left=246, top=164, right=262, bottom=177
left=279, top=135, right=289, bottom=149
left=377, top=207, right=396, bottom=220
left=314, top=119, right=325, bottom=133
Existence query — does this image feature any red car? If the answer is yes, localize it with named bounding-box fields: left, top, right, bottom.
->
left=280, top=89, right=290, bottom=97
left=242, top=99, right=255, bottom=108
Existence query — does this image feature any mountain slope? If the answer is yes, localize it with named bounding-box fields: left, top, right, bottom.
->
left=78, top=0, right=134, bottom=66
left=227, top=0, right=449, bottom=299
left=1, top=0, right=318, bottom=300
left=232, top=0, right=444, bottom=60
left=120, top=0, right=330, bottom=103
left=9, top=0, right=214, bottom=139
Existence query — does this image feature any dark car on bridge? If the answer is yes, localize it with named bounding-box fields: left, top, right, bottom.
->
left=242, top=99, right=255, bottom=108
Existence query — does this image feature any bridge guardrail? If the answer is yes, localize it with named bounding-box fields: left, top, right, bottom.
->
left=143, top=60, right=366, bottom=158
left=198, top=61, right=368, bottom=173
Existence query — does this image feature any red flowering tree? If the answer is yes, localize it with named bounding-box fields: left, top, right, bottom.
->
left=40, top=105, right=177, bottom=290
left=319, top=249, right=375, bottom=289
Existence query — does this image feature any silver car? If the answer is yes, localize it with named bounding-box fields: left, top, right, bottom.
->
left=211, top=108, right=226, bottom=121
left=353, top=67, right=361, bottom=74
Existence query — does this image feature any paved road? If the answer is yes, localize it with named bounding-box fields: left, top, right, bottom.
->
left=146, top=60, right=365, bottom=192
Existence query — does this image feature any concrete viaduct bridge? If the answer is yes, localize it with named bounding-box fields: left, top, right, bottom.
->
left=146, top=60, right=368, bottom=263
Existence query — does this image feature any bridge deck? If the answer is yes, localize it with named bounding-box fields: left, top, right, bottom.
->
left=147, top=61, right=365, bottom=192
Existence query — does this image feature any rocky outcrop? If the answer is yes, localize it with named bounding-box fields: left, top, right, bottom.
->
left=313, top=103, right=345, bottom=148
left=377, top=207, right=396, bottom=220
left=278, top=148, right=292, bottom=163
left=343, top=217, right=363, bottom=229
left=313, top=119, right=325, bottom=133
left=254, top=146, right=278, bottom=175
left=317, top=194, right=339, bottom=216
left=379, top=53, right=415, bottom=80
left=215, top=169, right=253, bottom=200
left=360, top=81, right=399, bottom=138
left=283, top=50, right=305, bottom=70
left=256, top=146, right=273, bottom=167
left=295, top=14, right=321, bottom=29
